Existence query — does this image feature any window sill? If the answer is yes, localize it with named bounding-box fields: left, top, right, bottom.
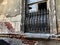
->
left=24, top=33, right=54, bottom=39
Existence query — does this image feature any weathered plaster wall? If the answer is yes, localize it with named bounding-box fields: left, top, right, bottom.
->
left=0, top=0, right=23, bottom=34
left=48, top=0, right=57, bottom=34
left=56, top=0, right=60, bottom=33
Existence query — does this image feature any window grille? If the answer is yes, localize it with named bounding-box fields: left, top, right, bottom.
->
left=24, top=0, right=50, bottom=33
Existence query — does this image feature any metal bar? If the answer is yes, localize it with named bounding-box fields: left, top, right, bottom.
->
left=25, top=8, right=50, bottom=33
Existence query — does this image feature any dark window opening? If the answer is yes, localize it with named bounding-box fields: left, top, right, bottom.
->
left=38, top=2, right=47, bottom=10
left=24, top=2, right=50, bottom=33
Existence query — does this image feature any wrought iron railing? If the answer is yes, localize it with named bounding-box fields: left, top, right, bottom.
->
left=24, top=9, right=50, bottom=33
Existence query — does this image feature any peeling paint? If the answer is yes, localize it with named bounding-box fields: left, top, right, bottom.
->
left=4, top=22, right=15, bottom=32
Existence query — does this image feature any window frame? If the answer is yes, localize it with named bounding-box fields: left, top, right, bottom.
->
left=21, top=0, right=57, bottom=38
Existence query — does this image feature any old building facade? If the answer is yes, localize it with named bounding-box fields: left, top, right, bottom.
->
left=0, top=0, right=60, bottom=45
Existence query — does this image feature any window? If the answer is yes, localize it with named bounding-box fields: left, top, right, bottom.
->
left=24, top=0, right=50, bottom=33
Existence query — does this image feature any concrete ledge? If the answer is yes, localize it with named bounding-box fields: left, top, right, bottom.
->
left=24, top=33, right=54, bottom=39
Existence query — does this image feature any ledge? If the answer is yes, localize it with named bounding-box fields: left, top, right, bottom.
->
left=24, top=33, right=54, bottom=39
